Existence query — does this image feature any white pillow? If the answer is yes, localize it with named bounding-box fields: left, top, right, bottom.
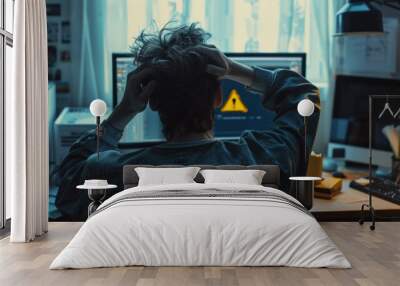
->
left=200, top=169, right=266, bottom=185
left=135, top=167, right=201, bottom=186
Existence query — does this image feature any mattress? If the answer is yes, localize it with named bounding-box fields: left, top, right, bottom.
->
left=50, top=183, right=351, bottom=269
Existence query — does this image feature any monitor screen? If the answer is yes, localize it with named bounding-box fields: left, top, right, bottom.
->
left=331, top=75, right=400, bottom=151
left=112, top=53, right=306, bottom=145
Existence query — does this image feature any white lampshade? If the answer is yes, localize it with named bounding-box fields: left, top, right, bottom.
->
left=297, top=99, right=314, bottom=117
left=89, top=99, right=107, bottom=117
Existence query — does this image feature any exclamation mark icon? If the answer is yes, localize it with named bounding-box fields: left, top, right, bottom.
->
left=220, top=89, right=248, bottom=113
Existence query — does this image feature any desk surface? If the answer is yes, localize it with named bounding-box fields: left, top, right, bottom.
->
left=312, top=171, right=400, bottom=212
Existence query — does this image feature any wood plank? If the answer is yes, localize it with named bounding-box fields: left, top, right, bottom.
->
left=0, top=222, right=399, bottom=286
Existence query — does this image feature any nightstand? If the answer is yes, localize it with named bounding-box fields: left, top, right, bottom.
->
left=77, top=180, right=117, bottom=217
left=289, top=176, right=321, bottom=210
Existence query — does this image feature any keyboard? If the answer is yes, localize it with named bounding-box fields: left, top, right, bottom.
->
left=350, top=177, right=400, bottom=205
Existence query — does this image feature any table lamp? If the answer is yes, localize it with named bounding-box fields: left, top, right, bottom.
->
left=289, top=99, right=320, bottom=210
left=89, top=99, right=107, bottom=161
left=78, top=99, right=116, bottom=217
left=297, top=98, right=315, bottom=169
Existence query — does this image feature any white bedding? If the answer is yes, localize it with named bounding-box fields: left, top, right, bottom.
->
left=50, top=183, right=351, bottom=269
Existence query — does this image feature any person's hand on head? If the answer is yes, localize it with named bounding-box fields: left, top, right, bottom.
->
left=190, top=45, right=255, bottom=87
left=121, top=67, right=157, bottom=114
left=189, top=45, right=231, bottom=78
left=105, top=67, right=157, bottom=131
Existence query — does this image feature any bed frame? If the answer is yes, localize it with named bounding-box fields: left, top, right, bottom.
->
left=123, top=165, right=280, bottom=190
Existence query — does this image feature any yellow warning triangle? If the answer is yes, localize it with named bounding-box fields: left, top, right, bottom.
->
left=221, top=89, right=248, bottom=113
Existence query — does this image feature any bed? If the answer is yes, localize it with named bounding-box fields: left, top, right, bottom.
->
left=50, top=165, right=351, bottom=269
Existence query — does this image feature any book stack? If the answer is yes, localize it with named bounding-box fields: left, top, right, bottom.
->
left=314, top=178, right=343, bottom=199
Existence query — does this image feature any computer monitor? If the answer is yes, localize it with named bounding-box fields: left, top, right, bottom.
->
left=328, top=75, right=400, bottom=168
left=112, top=53, right=306, bottom=145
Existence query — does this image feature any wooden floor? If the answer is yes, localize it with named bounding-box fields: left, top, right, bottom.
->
left=0, top=222, right=399, bottom=286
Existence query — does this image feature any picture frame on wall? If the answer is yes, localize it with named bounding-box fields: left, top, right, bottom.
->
left=48, top=70, right=54, bottom=81
left=56, top=82, right=70, bottom=93
left=55, top=69, right=62, bottom=81
left=61, top=21, right=70, bottom=44
left=60, top=50, right=71, bottom=62
left=47, top=4, right=61, bottom=16
left=47, top=22, right=59, bottom=43
left=48, top=46, right=57, bottom=67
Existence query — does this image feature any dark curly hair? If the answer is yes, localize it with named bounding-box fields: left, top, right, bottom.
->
left=130, top=23, right=220, bottom=140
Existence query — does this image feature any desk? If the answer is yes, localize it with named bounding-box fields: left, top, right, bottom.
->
left=311, top=171, right=400, bottom=220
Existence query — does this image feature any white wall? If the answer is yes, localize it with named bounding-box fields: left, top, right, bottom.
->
left=380, top=5, right=400, bottom=72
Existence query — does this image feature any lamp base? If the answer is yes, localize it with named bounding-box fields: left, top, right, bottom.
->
left=289, top=177, right=321, bottom=210
left=87, top=189, right=107, bottom=217
left=359, top=204, right=376, bottom=231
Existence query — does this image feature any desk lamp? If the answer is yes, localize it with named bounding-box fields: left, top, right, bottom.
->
left=79, top=99, right=116, bottom=217
left=289, top=99, right=320, bottom=210
left=297, top=99, right=315, bottom=169
left=336, top=0, right=383, bottom=33
left=89, top=99, right=107, bottom=161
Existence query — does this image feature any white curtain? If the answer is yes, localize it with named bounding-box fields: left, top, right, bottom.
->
left=277, top=0, right=345, bottom=152
left=277, top=0, right=345, bottom=84
left=8, top=0, right=49, bottom=242
left=70, top=0, right=128, bottom=107
left=307, top=0, right=346, bottom=153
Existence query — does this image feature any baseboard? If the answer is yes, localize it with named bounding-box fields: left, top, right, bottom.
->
left=0, top=218, right=11, bottom=239
left=313, top=209, right=400, bottom=221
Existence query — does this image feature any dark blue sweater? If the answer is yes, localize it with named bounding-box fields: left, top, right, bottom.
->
left=55, top=67, right=320, bottom=220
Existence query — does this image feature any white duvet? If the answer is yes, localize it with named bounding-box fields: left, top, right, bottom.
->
left=50, top=183, right=351, bottom=269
